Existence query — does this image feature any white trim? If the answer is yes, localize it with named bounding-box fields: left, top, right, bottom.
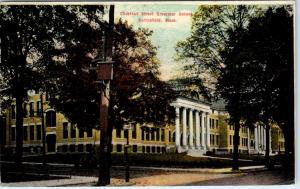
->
left=56, top=141, right=95, bottom=146
left=46, top=131, right=56, bottom=135
left=45, top=108, right=55, bottom=112
left=171, top=98, right=212, bottom=113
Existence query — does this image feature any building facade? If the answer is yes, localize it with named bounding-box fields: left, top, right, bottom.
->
left=171, top=97, right=285, bottom=155
left=2, top=93, right=285, bottom=156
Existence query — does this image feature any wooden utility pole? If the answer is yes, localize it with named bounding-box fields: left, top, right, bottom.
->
left=97, top=5, right=114, bottom=186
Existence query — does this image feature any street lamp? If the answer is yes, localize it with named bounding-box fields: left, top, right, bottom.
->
left=91, top=59, right=114, bottom=186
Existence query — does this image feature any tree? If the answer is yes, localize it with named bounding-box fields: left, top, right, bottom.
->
left=176, top=5, right=256, bottom=170
left=241, top=6, right=294, bottom=168
left=45, top=14, right=175, bottom=185
left=0, top=5, right=105, bottom=165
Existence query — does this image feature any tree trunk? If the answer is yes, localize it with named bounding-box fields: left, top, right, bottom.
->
left=283, top=122, right=294, bottom=176
left=15, top=87, right=24, bottom=165
left=107, top=119, right=113, bottom=169
left=264, top=121, right=270, bottom=169
left=232, top=120, right=240, bottom=170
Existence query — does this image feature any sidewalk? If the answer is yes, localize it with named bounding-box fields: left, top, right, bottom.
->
left=113, top=165, right=267, bottom=174
left=1, top=160, right=270, bottom=187
left=1, top=160, right=267, bottom=174
left=1, top=175, right=98, bottom=187
left=1, top=160, right=266, bottom=174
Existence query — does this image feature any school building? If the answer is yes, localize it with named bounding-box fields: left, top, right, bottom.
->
left=1, top=92, right=285, bottom=156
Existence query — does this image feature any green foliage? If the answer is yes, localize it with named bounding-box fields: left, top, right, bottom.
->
left=46, top=18, right=176, bottom=130
left=0, top=5, right=106, bottom=163
left=239, top=6, right=294, bottom=154
left=175, top=5, right=257, bottom=99
left=110, top=22, right=176, bottom=128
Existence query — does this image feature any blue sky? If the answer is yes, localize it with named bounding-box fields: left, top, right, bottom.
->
left=115, top=4, right=198, bottom=81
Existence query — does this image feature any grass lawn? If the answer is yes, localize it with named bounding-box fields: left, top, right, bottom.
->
left=20, top=153, right=264, bottom=168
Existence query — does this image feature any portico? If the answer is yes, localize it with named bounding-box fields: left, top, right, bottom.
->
left=254, top=124, right=271, bottom=154
left=171, top=98, right=212, bottom=154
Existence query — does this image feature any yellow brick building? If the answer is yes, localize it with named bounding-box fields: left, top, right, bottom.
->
left=2, top=92, right=285, bottom=155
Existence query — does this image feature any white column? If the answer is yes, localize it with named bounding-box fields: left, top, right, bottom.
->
left=263, top=127, right=266, bottom=151
left=201, top=112, right=206, bottom=150
left=206, top=113, right=210, bottom=150
left=269, top=129, right=272, bottom=152
left=254, top=126, right=258, bottom=151
left=182, top=108, right=187, bottom=149
left=247, top=128, right=250, bottom=153
left=175, top=107, right=180, bottom=148
left=258, top=125, right=261, bottom=151
left=195, top=111, right=200, bottom=149
left=189, top=109, right=194, bottom=149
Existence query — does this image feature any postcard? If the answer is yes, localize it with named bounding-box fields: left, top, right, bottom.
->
left=0, top=0, right=296, bottom=187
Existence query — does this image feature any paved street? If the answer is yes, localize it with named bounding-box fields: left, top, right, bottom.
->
left=184, top=170, right=294, bottom=186
left=1, top=163, right=294, bottom=186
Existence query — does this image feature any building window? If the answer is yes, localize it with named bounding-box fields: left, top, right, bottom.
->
left=46, top=110, right=56, bottom=127
left=157, top=147, right=161, bottom=153
left=62, top=145, right=68, bottom=152
left=152, top=146, right=156, bottom=153
left=36, top=101, right=41, bottom=116
left=30, top=125, right=34, bottom=140
left=78, top=144, right=84, bottom=152
left=161, top=129, right=165, bottom=141
left=156, top=129, right=160, bottom=141
left=124, top=129, right=129, bottom=139
left=11, top=127, right=16, bottom=141
left=141, top=128, right=145, bottom=140
left=172, top=132, right=176, bottom=142
left=162, top=147, right=166, bottom=153
left=23, top=103, right=28, bottom=118
left=117, top=144, right=122, bottom=152
left=86, top=144, right=92, bottom=152
left=212, top=119, right=215, bottom=129
left=23, top=126, right=28, bottom=141
left=169, top=131, right=171, bottom=142
left=36, top=125, right=41, bottom=140
left=132, top=145, right=137, bottom=152
left=78, top=128, right=84, bottom=138
left=116, top=128, right=121, bottom=138
left=86, top=128, right=93, bottom=138
left=70, top=144, right=75, bottom=152
left=11, top=105, right=16, bottom=119
left=63, top=122, right=68, bottom=139
left=230, top=135, right=232, bottom=145
left=151, top=129, right=155, bottom=141
left=146, top=128, right=150, bottom=141
left=71, top=124, right=76, bottom=138
left=212, top=135, right=215, bottom=145
left=216, top=135, right=219, bottom=145
left=29, top=102, right=34, bottom=117
left=132, top=125, right=137, bottom=139
left=216, top=120, right=219, bottom=129
left=142, top=146, right=145, bottom=153
left=146, top=146, right=150, bottom=153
